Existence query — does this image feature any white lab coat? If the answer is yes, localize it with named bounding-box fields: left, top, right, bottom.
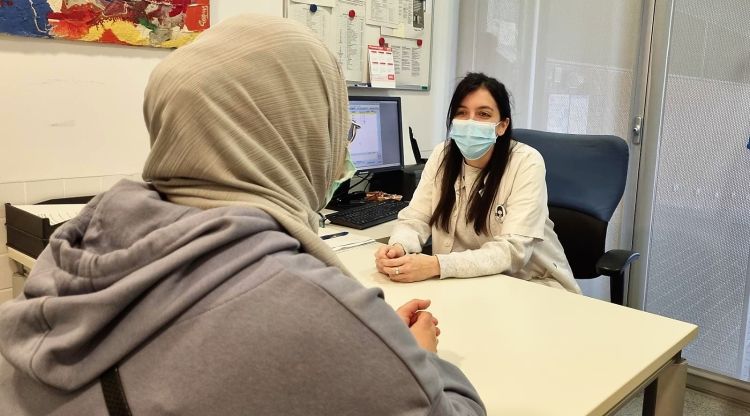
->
left=389, top=140, right=581, bottom=294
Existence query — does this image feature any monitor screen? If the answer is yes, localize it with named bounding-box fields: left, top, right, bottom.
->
left=348, top=96, right=403, bottom=173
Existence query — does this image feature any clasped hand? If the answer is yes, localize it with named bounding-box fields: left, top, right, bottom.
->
left=395, top=299, right=440, bottom=352
left=374, top=244, right=440, bottom=282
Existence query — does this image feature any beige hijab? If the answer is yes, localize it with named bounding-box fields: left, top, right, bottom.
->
left=142, top=14, right=351, bottom=273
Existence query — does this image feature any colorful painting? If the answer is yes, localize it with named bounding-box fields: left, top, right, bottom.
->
left=0, top=0, right=209, bottom=48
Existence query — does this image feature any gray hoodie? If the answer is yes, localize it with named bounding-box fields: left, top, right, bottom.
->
left=0, top=181, right=485, bottom=415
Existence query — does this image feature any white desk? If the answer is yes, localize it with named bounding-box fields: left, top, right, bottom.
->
left=338, top=243, right=698, bottom=416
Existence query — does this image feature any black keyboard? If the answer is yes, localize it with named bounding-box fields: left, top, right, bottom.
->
left=326, top=200, right=410, bottom=230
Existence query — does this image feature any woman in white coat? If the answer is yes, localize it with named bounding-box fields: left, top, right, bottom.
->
left=375, top=73, right=581, bottom=294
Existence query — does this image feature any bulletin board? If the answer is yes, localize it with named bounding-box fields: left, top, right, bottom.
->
left=283, top=0, right=433, bottom=90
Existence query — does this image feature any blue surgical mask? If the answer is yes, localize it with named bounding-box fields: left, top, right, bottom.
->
left=324, top=149, right=357, bottom=205
left=449, top=119, right=500, bottom=160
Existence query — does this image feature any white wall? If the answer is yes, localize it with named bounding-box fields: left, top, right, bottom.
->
left=0, top=3, right=281, bottom=183
left=0, top=1, right=459, bottom=301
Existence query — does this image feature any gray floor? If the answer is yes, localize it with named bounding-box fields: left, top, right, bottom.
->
left=614, top=388, right=750, bottom=416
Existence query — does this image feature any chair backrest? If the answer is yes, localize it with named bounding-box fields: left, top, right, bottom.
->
left=513, top=129, right=629, bottom=278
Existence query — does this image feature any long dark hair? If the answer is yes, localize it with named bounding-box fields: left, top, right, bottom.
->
left=429, top=72, right=513, bottom=235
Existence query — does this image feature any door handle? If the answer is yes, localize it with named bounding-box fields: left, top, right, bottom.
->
left=632, top=116, right=643, bottom=145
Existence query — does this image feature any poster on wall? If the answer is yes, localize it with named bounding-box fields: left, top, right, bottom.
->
left=0, top=0, right=210, bottom=48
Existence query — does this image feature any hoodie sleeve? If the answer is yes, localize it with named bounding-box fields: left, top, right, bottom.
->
left=304, top=260, right=486, bottom=416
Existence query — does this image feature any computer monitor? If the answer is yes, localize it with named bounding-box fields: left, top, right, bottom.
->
left=347, top=96, right=403, bottom=173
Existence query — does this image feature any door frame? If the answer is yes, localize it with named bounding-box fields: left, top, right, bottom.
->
left=627, top=0, right=674, bottom=309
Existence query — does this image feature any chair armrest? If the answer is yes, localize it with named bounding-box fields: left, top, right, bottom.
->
left=595, top=249, right=640, bottom=277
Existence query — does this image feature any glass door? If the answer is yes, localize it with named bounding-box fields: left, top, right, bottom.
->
left=632, top=0, right=750, bottom=383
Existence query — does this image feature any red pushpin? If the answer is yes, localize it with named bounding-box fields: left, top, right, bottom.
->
left=416, top=39, right=423, bottom=47
left=348, top=9, right=356, bottom=18
left=378, top=37, right=385, bottom=46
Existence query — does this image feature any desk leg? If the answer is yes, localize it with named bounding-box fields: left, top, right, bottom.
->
left=642, top=352, right=688, bottom=416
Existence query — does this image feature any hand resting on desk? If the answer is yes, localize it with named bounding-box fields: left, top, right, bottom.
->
left=375, top=244, right=441, bottom=283
left=395, top=299, right=440, bottom=353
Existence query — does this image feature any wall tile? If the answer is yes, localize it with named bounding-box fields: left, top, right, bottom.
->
left=0, top=183, right=27, bottom=217
left=63, top=177, right=101, bottom=198
left=0, top=288, right=12, bottom=304
left=0, top=255, right=12, bottom=290
left=26, top=179, right=65, bottom=204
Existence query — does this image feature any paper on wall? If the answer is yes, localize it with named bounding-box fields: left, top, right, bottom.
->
left=336, top=6, right=365, bottom=82
left=367, top=45, right=396, bottom=88
left=380, top=22, right=423, bottom=39
left=379, top=0, right=423, bottom=38
left=365, top=0, right=399, bottom=28
left=288, top=2, right=335, bottom=48
left=383, top=36, right=424, bottom=86
left=412, top=0, right=425, bottom=28
left=398, top=0, right=413, bottom=26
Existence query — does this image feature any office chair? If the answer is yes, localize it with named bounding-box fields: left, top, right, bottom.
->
left=513, top=129, right=640, bottom=305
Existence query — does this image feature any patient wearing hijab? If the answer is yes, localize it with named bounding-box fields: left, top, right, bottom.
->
left=0, top=14, right=485, bottom=416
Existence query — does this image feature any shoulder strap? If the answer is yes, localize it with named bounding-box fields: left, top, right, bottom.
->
left=100, top=366, right=133, bottom=416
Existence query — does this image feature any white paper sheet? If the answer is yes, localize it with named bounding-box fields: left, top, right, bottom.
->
left=288, top=3, right=335, bottom=46
left=379, top=0, right=423, bottom=38
left=12, top=204, right=86, bottom=226
left=336, top=8, right=365, bottom=82
left=383, top=36, right=423, bottom=86
left=318, top=229, right=375, bottom=251
left=365, top=0, right=399, bottom=28
left=368, top=45, right=396, bottom=88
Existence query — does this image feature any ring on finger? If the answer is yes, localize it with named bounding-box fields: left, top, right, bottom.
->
left=395, top=267, right=400, bottom=275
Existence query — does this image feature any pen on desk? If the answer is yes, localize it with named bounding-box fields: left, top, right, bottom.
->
left=321, top=231, right=348, bottom=240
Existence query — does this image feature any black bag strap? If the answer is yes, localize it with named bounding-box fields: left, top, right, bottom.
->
left=100, top=366, right=132, bottom=416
